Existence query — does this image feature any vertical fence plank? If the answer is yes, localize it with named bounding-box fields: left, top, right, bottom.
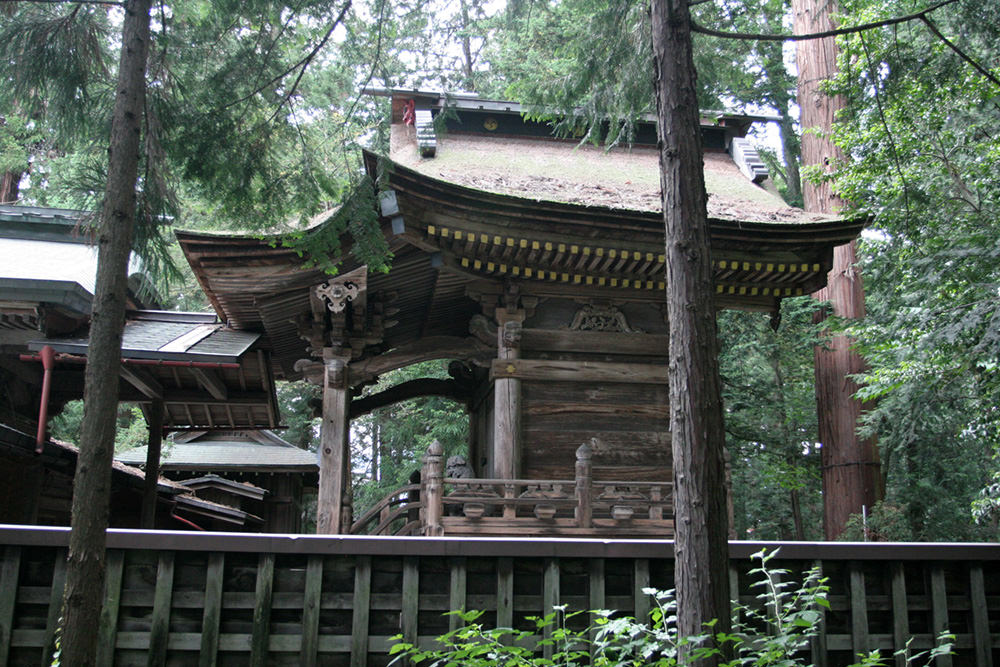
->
left=930, top=566, right=953, bottom=667
left=148, top=550, right=176, bottom=667
left=810, top=559, right=828, bottom=667
left=301, top=555, right=323, bottom=667
left=497, top=557, right=514, bottom=631
left=0, top=546, right=22, bottom=667
left=40, top=549, right=67, bottom=666
left=350, top=556, right=372, bottom=667
left=633, top=558, right=650, bottom=621
left=250, top=553, right=275, bottom=667
left=542, top=558, right=560, bottom=661
left=402, top=557, right=419, bottom=649
left=199, top=552, right=225, bottom=667
left=890, top=562, right=909, bottom=667
left=97, top=549, right=125, bottom=667
left=448, top=557, right=467, bottom=633
left=849, top=562, right=869, bottom=659
left=968, top=564, right=993, bottom=667
left=589, top=559, right=605, bottom=651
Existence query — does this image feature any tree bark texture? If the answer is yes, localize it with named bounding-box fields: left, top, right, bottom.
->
left=59, top=0, right=151, bottom=663
left=651, top=0, right=731, bottom=657
left=793, top=0, right=881, bottom=540
left=1, top=170, right=21, bottom=204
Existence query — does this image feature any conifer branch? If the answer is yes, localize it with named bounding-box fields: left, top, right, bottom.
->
left=0, top=0, right=124, bottom=6
left=691, top=0, right=956, bottom=42
left=920, top=16, right=1000, bottom=88
left=220, top=0, right=351, bottom=113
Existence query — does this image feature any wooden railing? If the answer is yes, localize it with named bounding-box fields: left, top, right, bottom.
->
left=1, top=526, right=997, bottom=666
left=352, top=441, right=675, bottom=537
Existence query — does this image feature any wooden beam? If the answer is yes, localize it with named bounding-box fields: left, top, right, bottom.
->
left=140, top=399, right=164, bottom=529
left=120, top=363, right=163, bottom=399
left=491, top=358, right=668, bottom=384
left=191, top=367, right=228, bottom=401
left=521, top=328, right=669, bottom=357
left=493, top=311, right=523, bottom=479
left=318, top=359, right=351, bottom=534
left=348, top=336, right=494, bottom=385
left=349, top=378, right=468, bottom=418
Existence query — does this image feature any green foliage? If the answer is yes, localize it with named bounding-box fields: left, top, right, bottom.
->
left=49, top=401, right=149, bottom=454
left=351, top=360, right=469, bottom=515
left=719, top=298, right=825, bottom=540
left=390, top=549, right=953, bottom=667
left=829, top=0, right=1000, bottom=540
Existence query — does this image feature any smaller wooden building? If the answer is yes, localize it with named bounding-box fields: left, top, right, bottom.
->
left=117, top=430, right=318, bottom=533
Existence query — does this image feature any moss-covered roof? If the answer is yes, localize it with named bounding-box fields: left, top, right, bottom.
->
left=389, top=126, right=836, bottom=224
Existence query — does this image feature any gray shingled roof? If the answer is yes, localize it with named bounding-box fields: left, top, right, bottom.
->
left=30, top=311, right=259, bottom=363
left=117, top=430, right=317, bottom=472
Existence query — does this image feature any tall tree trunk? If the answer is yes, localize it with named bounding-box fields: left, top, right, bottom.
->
left=1, top=170, right=21, bottom=203
left=651, top=0, right=730, bottom=659
left=793, top=0, right=881, bottom=540
left=459, top=0, right=476, bottom=91
left=59, top=1, right=151, bottom=663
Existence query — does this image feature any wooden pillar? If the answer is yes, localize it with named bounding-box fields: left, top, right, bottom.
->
left=493, top=308, right=524, bottom=479
left=575, top=441, right=593, bottom=529
left=140, top=399, right=164, bottom=529
left=318, top=359, right=352, bottom=534
left=422, top=440, right=444, bottom=536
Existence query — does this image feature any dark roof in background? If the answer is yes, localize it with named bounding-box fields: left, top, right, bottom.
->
left=117, top=429, right=317, bottom=472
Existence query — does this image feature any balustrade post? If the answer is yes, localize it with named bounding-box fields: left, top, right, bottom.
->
left=576, top=440, right=594, bottom=528
left=423, top=440, right=445, bottom=536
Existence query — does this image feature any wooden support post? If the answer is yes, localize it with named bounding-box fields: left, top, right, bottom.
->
left=575, top=441, right=593, bottom=528
left=141, top=398, right=164, bottom=528
left=493, top=309, right=524, bottom=479
left=41, top=549, right=67, bottom=665
left=97, top=549, right=124, bottom=666
left=149, top=550, right=175, bottom=667
left=890, top=562, right=909, bottom=667
left=543, top=558, right=560, bottom=661
left=251, top=553, right=275, bottom=667
left=318, top=359, right=351, bottom=534
left=302, top=555, right=323, bottom=666
left=449, top=557, right=468, bottom=633
left=0, top=546, right=20, bottom=667
left=849, top=562, right=869, bottom=658
left=351, top=556, right=372, bottom=667
left=423, top=440, right=445, bottom=536
left=969, top=565, right=992, bottom=667
left=200, top=552, right=225, bottom=667
left=930, top=566, right=952, bottom=667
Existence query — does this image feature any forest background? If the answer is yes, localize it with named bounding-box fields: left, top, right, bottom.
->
left=3, top=0, right=999, bottom=542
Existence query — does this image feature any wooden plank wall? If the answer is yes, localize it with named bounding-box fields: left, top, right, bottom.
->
left=521, top=380, right=671, bottom=481
left=0, top=529, right=997, bottom=667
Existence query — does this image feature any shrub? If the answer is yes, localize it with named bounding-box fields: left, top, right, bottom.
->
left=390, top=549, right=953, bottom=667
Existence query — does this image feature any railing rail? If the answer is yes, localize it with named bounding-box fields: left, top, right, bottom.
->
left=1, top=525, right=997, bottom=667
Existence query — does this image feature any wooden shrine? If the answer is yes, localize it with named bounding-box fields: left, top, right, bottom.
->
left=178, top=89, right=864, bottom=537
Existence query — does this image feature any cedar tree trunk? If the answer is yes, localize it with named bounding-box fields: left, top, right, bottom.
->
left=59, top=0, right=151, bottom=663
left=651, top=0, right=731, bottom=658
left=793, top=0, right=881, bottom=540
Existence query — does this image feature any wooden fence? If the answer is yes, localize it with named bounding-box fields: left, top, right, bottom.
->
left=0, top=525, right=997, bottom=666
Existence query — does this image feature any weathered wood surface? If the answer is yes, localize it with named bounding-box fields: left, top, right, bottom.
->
left=1, top=527, right=998, bottom=666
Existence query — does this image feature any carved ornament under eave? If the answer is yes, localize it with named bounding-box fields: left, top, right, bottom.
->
left=566, top=304, right=644, bottom=334
left=316, top=280, right=360, bottom=314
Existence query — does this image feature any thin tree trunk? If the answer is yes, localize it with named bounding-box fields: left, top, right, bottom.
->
left=59, top=1, right=151, bottom=663
left=793, top=0, right=881, bottom=540
left=778, top=113, right=802, bottom=204
left=459, top=0, right=475, bottom=91
left=651, top=0, right=730, bottom=659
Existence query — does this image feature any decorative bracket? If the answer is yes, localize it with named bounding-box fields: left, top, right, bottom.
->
left=316, top=280, right=360, bottom=314
left=567, top=303, right=644, bottom=333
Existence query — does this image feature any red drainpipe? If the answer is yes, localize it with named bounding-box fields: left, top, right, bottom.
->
left=35, top=345, right=56, bottom=454
left=171, top=512, right=205, bottom=531
left=19, top=352, right=240, bottom=369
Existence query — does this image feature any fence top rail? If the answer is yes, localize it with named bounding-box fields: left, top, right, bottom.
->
left=2, top=524, right=998, bottom=560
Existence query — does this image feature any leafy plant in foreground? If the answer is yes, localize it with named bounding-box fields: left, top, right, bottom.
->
left=390, top=549, right=953, bottom=666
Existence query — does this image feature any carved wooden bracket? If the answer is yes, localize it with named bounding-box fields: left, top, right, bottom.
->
left=567, top=303, right=643, bottom=333
left=315, top=280, right=360, bottom=314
